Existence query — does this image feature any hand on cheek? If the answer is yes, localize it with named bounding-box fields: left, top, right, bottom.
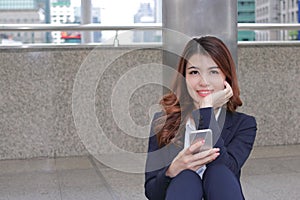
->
left=199, top=81, right=233, bottom=109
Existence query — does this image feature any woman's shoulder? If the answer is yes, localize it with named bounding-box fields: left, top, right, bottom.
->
left=149, top=111, right=164, bottom=131
left=232, top=110, right=255, bottom=118
left=229, top=110, right=256, bottom=126
left=152, top=111, right=164, bottom=121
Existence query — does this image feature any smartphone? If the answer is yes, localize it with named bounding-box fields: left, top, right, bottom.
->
left=189, top=129, right=213, bottom=152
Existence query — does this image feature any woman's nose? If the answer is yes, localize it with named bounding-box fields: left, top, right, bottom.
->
left=198, top=74, right=209, bottom=86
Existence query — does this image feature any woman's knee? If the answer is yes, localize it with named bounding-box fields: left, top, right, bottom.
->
left=203, top=164, right=243, bottom=200
left=177, top=169, right=200, bottom=179
left=166, top=169, right=203, bottom=200
left=204, top=164, right=239, bottom=185
left=170, top=169, right=202, bottom=187
left=204, top=164, right=233, bottom=176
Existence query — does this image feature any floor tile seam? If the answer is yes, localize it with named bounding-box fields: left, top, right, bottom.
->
left=251, top=146, right=300, bottom=154
left=241, top=170, right=300, bottom=177
left=248, top=155, right=300, bottom=160
left=54, top=167, right=98, bottom=173
left=0, top=155, right=90, bottom=164
left=243, top=171, right=300, bottom=178
left=54, top=158, right=64, bottom=200
left=56, top=183, right=109, bottom=189
left=88, top=155, right=119, bottom=200
left=99, top=167, right=145, bottom=175
left=253, top=151, right=299, bottom=160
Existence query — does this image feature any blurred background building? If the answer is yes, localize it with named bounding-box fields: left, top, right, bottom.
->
left=0, top=0, right=45, bottom=44
left=133, top=2, right=155, bottom=42
left=133, top=0, right=161, bottom=43
left=255, top=0, right=280, bottom=41
left=279, top=0, right=299, bottom=40
left=50, top=0, right=74, bottom=43
left=238, top=0, right=256, bottom=41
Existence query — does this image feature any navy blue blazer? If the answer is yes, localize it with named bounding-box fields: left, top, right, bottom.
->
left=144, top=107, right=257, bottom=200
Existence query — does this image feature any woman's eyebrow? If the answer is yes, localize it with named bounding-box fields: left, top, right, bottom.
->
left=187, top=66, right=219, bottom=70
left=208, top=66, right=219, bottom=69
left=187, top=66, right=199, bottom=69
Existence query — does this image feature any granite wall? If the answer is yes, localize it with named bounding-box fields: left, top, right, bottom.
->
left=238, top=44, right=300, bottom=146
left=0, top=45, right=299, bottom=160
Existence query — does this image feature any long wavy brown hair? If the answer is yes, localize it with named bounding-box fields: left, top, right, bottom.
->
left=155, top=36, right=242, bottom=147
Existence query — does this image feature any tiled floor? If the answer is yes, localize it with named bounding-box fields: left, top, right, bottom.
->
left=1, top=145, right=300, bottom=200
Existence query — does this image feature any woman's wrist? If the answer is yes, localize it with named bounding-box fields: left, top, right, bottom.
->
left=165, top=167, right=173, bottom=177
left=165, top=165, right=176, bottom=178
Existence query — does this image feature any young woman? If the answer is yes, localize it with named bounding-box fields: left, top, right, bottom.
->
left=144, top=36, right=257, bottom=200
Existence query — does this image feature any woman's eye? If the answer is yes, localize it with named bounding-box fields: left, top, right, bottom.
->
left=189, top=70, right=199, bottom=75
left=210, top=70, right=219, bottom=75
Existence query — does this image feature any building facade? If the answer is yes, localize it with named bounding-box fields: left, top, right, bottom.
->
left=50, top=0, right=74, bottom=43
left=255, top=0, right=281, bottom=40
left=279, top=0, right=299, bottom=40
left=133, top=1, right=161, bottom=43
left=0, top=0, right=45, bottom=44
left=0, top=0, right=37, bottom=9
left=238, top=0, right=256, bottom=41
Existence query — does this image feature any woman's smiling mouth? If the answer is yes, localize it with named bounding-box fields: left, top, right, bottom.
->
left=197, top=90, right=213, bottom=97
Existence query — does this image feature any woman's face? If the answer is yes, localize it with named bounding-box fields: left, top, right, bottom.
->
left=185, top=53, right=226, bottom=106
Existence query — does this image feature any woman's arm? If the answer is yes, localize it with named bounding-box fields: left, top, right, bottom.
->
left=144, top=113, right=173, bottom=200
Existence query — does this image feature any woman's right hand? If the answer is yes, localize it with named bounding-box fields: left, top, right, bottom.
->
left=165, top=140, right=220, bottom=178
left=199, top=81, right=233, bottom=109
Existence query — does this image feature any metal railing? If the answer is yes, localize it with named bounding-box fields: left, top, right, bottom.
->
left=1, top=23, right=299, bottom=31
left=238, top=23, right=300, bottom=30
left=0, top=23, right=163, bottom=48
left=0, top=23, right=162, bottom=32
left=1, top=23, right=300, bottom=48
left=238, top=23, right=300, bottom=46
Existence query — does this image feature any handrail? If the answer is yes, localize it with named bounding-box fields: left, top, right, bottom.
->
left=0, top=23, right=162, bottom=32
left=1, top=23, right=300, bottom=48
left=0, top=23, right=299, bottom=32
left=238, top=23, right=300, bottom=30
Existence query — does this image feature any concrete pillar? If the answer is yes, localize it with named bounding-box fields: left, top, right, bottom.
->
left=81, top=0, right=93, bottom=43
left=162, top=0, right=237, bottom=87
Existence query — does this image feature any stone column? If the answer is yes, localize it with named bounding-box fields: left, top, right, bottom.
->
left=81, top=0, right=93, bottom=43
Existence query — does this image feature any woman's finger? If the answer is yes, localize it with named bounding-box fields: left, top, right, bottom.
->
left=224, top=81, right=233, bottom=99
left=185, top=140, right=204, bottom=155
left=192, top=148, right=220, bottom=161
left=188, top=148, right=220, bottom=167
left=224, top=82, right=231, bottom=93
left=189, top=151, right=220, bottom=169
